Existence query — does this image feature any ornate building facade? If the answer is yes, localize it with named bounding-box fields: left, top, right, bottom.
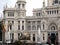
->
left=3, top=0, right=60, bottom=44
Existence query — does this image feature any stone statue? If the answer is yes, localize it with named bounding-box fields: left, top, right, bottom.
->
left=5, top=24, right=11, bottom=43
left=37, top=28, right=41, bottom=44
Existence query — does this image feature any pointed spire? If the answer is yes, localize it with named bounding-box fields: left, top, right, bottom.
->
left=43, top=0, right=45, bottom=7
left=4, top=3, right=7, bottom=9
left=6, top=3, right=7, bottom=8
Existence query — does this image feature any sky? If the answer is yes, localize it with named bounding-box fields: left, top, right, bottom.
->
left=0, top=0, right=47, bottom=18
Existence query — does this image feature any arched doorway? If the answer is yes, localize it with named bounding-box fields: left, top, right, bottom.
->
left=48, top=23, right=58, bottom=45
left=48, top=33, right=58, bottom=45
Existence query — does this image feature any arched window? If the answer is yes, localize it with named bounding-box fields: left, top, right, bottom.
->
left=43, top=24, right=44, bottom=30
left=51, top=26, right=55, bottom=30
left=49, top=23, right=58, bottom=30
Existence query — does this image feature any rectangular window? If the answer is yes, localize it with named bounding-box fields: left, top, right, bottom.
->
left=10, top=25, right=12, bottom=30
left=50, top=11, right=51, bottom=14
left=43, top=34, right=45, bottom=40
left=57, top=10, right=58, bottom=14
left=39, top=13, right=40, bottom=16
left=8, top=12, right=14, bottom=16
left=36, top=13, right=40, bottom=16
left=43, top=24, right=44, bottom=30
left=22, top=4, right=25, bottom=8
left=22, top=25, right=24, bottom=30
left=18, top=25, right=20, bottom=30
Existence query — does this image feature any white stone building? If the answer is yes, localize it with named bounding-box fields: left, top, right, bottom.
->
left=3, top=0, right=60, bottom=44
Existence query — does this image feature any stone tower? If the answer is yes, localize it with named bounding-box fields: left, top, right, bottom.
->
left=16, top=0, right=26, bottom=17
left=17, top=0, right=26, bottom=9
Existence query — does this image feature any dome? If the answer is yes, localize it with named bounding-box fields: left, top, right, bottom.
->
left=17, top=0, right=26, bottom=1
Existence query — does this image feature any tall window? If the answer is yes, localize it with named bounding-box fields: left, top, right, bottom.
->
left=18, top=25, right=20, bottom=30
left=22, top=4, right=25, bottom=8
left=57, top=10, right=58, bottom=14
left=8, top=12, right=14, bottom=16
left=22, top=25, right=24, bottom=30
left=50, top=11, right=51, bottom=14
left=10, top=25, right=12, bottom=30
left=43, top=24, right=44, bottom=30
left=33, top=34, right=35, bottom=42
left=43, top=34, right=45, bottom=40
left=18, top=4, right=20, bottom=8
left=36, top=13, right=40, bottom=16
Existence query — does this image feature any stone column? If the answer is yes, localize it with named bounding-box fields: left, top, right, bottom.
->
left=30, top=34, right=33, bottom=42
left=41, top=23, right=43, bottom=30
left=14, top=33, right=18, bottom=41
left=35, top=33, right=37, bottom=42
left=31, top=21, right=32, bottom=30
left=36, top=21, right=37, bottom=30
left=20, top=20, right=22, bottom=30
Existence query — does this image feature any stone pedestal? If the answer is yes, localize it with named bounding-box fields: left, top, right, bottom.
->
left=51, top=44, right=54, bottom=45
